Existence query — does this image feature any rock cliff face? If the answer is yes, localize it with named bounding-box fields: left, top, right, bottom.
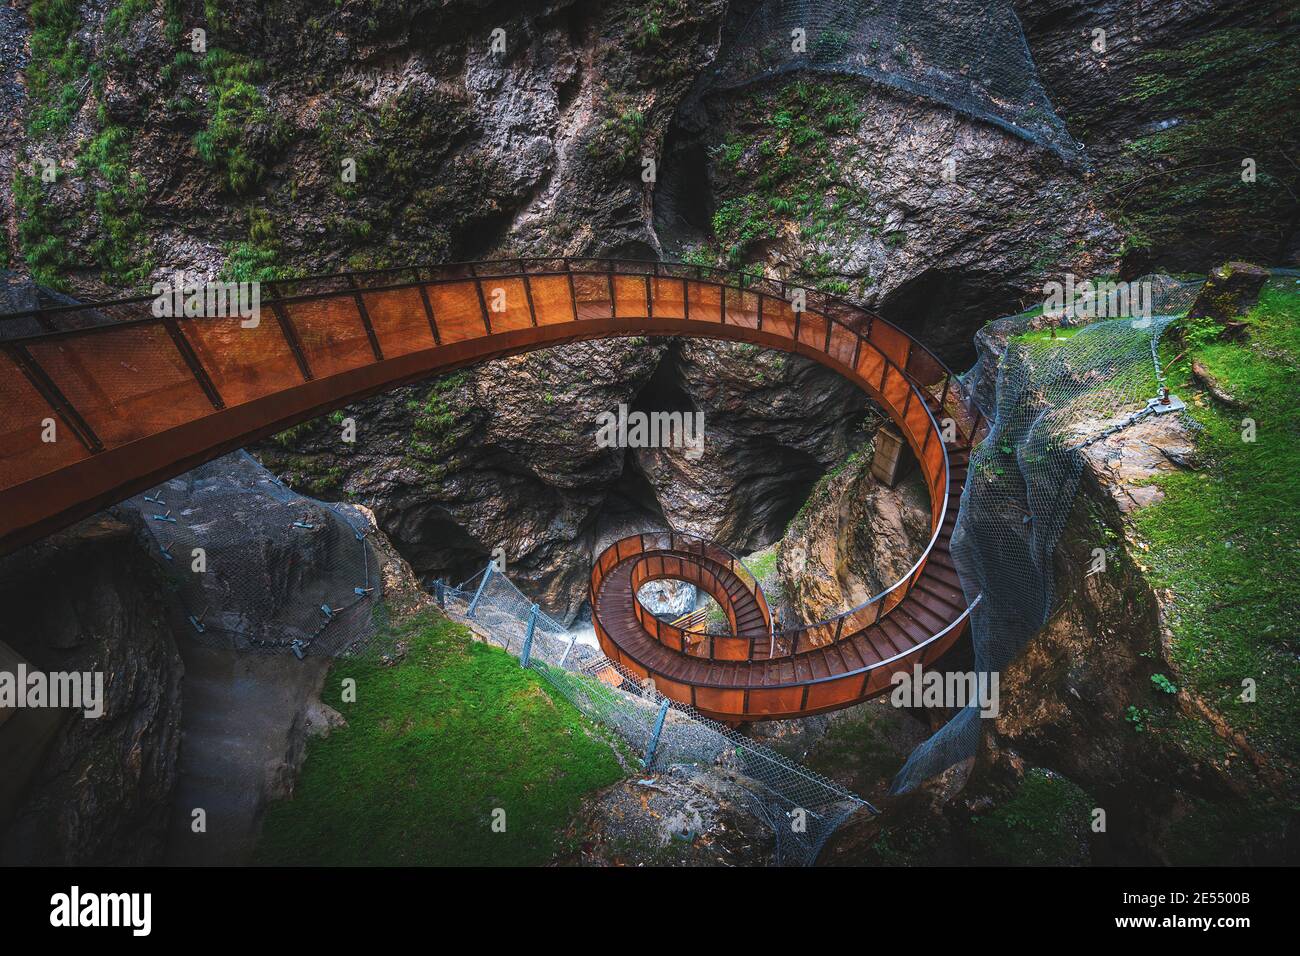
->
left=778, top=436, right=931, bottom=622
left=257, top=337, right=667, bottom=619
left=10, top=0, right=1290, bottom=624
left=661, top=74, right=1120, bottom=367
left=0, top=514, right=183, bottom=865
left=1015, top=0, right=1299, bottom=271
left=256, top=336, right=872, bottom=620
left=4, top=0, right=729, bottom=294
left=633, top=339, right=874, bottom=550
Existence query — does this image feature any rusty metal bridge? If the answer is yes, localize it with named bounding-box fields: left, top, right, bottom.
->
left=0, top=259, right=985, bottom=721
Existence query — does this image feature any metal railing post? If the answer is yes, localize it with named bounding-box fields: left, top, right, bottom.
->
left=520, top=603, right=539, bottom=667
left=467, top=564, right=493, bottom=618
left=269, top=298, right=313, bottom=381
left=558, top=633, right=578, bottom=668
left=642, top=697, right=671, bottom=769
left=470, top=264, right=492, bottom=334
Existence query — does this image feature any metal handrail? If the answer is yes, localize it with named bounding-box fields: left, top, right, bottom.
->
left=1, top=260, right=982, bottom=630
left=622, top=532, right=775, bottom=661
left=0, top=257, right=960, bottom=381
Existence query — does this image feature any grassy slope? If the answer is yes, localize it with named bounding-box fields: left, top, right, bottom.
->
left=967, top=769, right=1093, bottom=866
left=1133, top=281, right=1300, bottom=766
left=821, top=285, right=1298, bottom=865
left=255, top=612, right=626, bottom=866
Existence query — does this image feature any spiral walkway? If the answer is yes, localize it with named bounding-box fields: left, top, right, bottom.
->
left=0, top=259, right=984, bottom=720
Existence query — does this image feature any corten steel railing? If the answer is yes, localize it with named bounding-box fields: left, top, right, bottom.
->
left=0, top=257, right=983, bottom=722
left=0, top=257, right=985, bottom=558
left=621, top=531, right=776, bottom=661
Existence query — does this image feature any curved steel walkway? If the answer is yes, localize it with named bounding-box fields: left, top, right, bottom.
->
left=0, top=258, right=985, bottom=720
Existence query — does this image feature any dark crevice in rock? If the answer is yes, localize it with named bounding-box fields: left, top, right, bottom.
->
left=877, top=267, right=1028, bottom=368
left=631, top=339, right=698, bottom=416
left=653, top=125, right=715, bottom=250
left=606, top=449, right=670, bottom=529
left=735, top=444, right=825, bottom=547
left=0, top=515, right=182, bottom=865
left=387, top=502, right=491, bottom=589
left=460, top=208, right=521, bottom=262
left=603, top=237, right=660, bottom=260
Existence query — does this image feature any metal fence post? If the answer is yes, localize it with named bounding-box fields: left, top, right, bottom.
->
left=558, top=633, right=578, bottom=668
left=520, top=603, right=539, bottom=667
left=467, top=564, right=493, bottom=618
left=642, top=697, right=671, bottom=769
left=434, top=578, right=445, bottom=608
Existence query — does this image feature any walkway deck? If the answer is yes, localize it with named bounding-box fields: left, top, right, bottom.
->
left=0, top=259, right=985, bottom=720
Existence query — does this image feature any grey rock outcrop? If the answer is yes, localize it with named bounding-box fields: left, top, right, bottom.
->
left=0, top=514, right=183, bottom=865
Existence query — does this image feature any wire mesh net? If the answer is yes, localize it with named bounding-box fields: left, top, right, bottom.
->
left=438, top=565, right=870, bottom=866
left=703, top=0, right=1081, bottom=159
left=891, top=276, right=1206, bottom=790
left=115, top=451, right=381, bottom=657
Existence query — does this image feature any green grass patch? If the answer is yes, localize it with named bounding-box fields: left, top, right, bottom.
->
left=78, top=124, right=153, bottom=288
left=802, top=707, right=903, bottom=795
left=12, top=164, right=72, bottom=290
left=24, top=0, right=89, bottom=136
left=405, top=371, right=474, bottom=476
left=743, top=548, right=778, bottom=582
left=1131, top=281, right=1300, bottom=762
left=705, top=80, right=866, bottom=268
left=1012, top=324, right=1086, bottom=345
left=968, top=768, right=1093, bottom=865
left=1163, top=793, right=1298, bottom=865
left=255, top=611, right=626, bottom=866
left=585, top=89, right=647, bottom=177
left=194, top=49, right=283, bottom=194
left=105, top=0, right=153, bottom=36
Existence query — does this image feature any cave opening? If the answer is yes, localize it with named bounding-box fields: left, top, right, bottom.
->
left=631, top=340, right=699, bottom=417
left=652, top=125, right=716, bottom=252
left=396, top=504, right=495, bottom=591
left=877, top=267, right=1028, bottom=369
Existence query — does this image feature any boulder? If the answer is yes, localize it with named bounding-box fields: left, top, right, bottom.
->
left=1185, top=261, right=1270, bottom=332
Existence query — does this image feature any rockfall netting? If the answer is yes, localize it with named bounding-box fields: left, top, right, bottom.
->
left=704, top=0, right=1080, bottom=159
left=891, top=276, right=1206, bottom=791
left=438, top=565, right=870, bottom=866
left=116, top=451, right=381, bottom=658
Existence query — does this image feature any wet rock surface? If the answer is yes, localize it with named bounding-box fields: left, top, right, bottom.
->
left=256, top=337, right=872, bottom=622
left=637, top=578, right=696, bottom=619
left=1073, top=412, right=1198, bottom=512
left=635, top=340, right=875, bottom=549
left=1185, top=260, right=1270, bottom=329
left=256, top=338, right=666, bottom=622
left=663, top=74, right=1119, bottom=368
left=555, top=765, right=774, bottom=866
left=779, top=438, right=931, bottom=622
left=0, top=514, right=182, bottom=865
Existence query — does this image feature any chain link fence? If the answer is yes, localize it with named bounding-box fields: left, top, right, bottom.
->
left=437, top=565, right=871, bottom=866
left=892, top=276, right=1206, bottom=790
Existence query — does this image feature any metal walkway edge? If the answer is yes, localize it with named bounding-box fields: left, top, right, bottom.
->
left=0, top=258, right=985, bottom=721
